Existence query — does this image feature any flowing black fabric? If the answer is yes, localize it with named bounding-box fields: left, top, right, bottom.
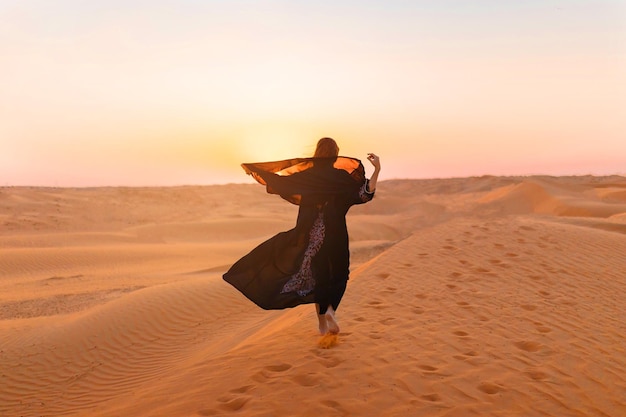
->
left=223, top=156, right=375, bottom=311
left=241, top=157, right=366, bottom=205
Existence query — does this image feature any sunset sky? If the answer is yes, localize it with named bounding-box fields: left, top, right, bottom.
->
left=1, top=0, right=625, bottom=186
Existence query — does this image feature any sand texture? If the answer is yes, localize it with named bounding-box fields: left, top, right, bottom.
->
left=1, top=176, right=625, bottom=416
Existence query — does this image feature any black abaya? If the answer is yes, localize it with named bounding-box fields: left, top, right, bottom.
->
left=222, top=156, right=375, bottom=312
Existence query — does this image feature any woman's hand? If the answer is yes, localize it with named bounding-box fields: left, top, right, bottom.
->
left=367, top=153, right=381, bottom=170
left=366, top=153, right=380, bottom=193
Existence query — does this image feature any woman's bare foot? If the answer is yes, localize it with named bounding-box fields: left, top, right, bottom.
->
left=325, top=306, right=340, bottom=334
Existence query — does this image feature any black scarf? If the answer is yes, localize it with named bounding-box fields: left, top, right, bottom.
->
left=242, top=156, right=367, bottom=205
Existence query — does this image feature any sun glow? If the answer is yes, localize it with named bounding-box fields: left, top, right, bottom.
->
left=233, top=125, right=317, bottom=163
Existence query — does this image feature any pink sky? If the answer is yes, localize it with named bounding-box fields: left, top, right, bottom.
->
left=1, top=1, right=625, bottom=186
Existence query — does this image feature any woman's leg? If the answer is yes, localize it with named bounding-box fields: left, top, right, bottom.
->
left=330, top=280, right=347, bottom=312
left=324, top=305, right=339, bottom=334
left=316, top=303, right=339, bottom=335
left=315, top=277, right=341, bottom=334
left=316, top=287, right=343, bottom=335
left=322, top=280, right=345, bottom=334
left=316, top=304, right=329, bottom=335
left=312, top=246, right=345, bottom=334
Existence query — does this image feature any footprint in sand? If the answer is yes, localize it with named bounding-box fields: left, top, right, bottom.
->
left=453, top=330, right=469, bottom=337
left=291, top=373, right=320, bottom=387
left=420, top=393, right=442, bottom=402
left=478, top=382, right=504, bottom=394
left=265, top=364, right=292, bottom=372
left=514, top=341, right=542, bottom=352
left=202, top=385, right=254, bottom=416
left=229, top=385, right=254, bottom=394
left=251, top=363, right=292, bottom=382
left=321, top=400, right=345, bottom=413
left=367, top=300, right=388, bottom=310
left=318, top=356, right=343, bottom=369
left=320, top=358, right=343, bottom=370
left=453, top=352, right=481, bottom=362
left=526, top=370, right=549, bottom=381
left=377, top=273, right=390, bottom=279
left=536, top=326, right=552, bottom=333
left=217, top=396, right=250, bottom=411
left=419, top=364, right=438, bottom=372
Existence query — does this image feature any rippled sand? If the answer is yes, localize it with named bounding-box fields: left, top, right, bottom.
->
left=1, top=176, right=625, bottom=416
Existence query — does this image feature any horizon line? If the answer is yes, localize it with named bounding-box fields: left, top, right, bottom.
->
left=3, top=172, right=626, bottom=189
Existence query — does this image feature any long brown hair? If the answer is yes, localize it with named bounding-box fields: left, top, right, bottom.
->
left=313, top=137, right=339, bottom=158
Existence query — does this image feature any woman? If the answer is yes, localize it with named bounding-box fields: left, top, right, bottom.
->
left=223, top=138, right=381, bottom=335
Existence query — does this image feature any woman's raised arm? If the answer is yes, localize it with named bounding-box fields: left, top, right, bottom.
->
left=366, top=153, right=381, bottom=192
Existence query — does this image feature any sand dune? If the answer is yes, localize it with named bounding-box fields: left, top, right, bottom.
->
left=478, top=179, right=626, bottom=218
left=1, top=176, right=625, bottom=416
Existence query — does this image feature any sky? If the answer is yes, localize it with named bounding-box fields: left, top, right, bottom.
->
left=1, top=0, right=625, bottom=186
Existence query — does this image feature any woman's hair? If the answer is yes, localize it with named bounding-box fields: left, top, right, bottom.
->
left=313, top=137, right=339, bottom=158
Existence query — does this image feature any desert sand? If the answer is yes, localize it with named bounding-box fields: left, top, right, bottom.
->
left=1, top=176, right=625, bottom=417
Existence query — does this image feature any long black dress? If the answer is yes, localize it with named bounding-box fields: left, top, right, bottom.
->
left=222, top=156, right=375, bottom=313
